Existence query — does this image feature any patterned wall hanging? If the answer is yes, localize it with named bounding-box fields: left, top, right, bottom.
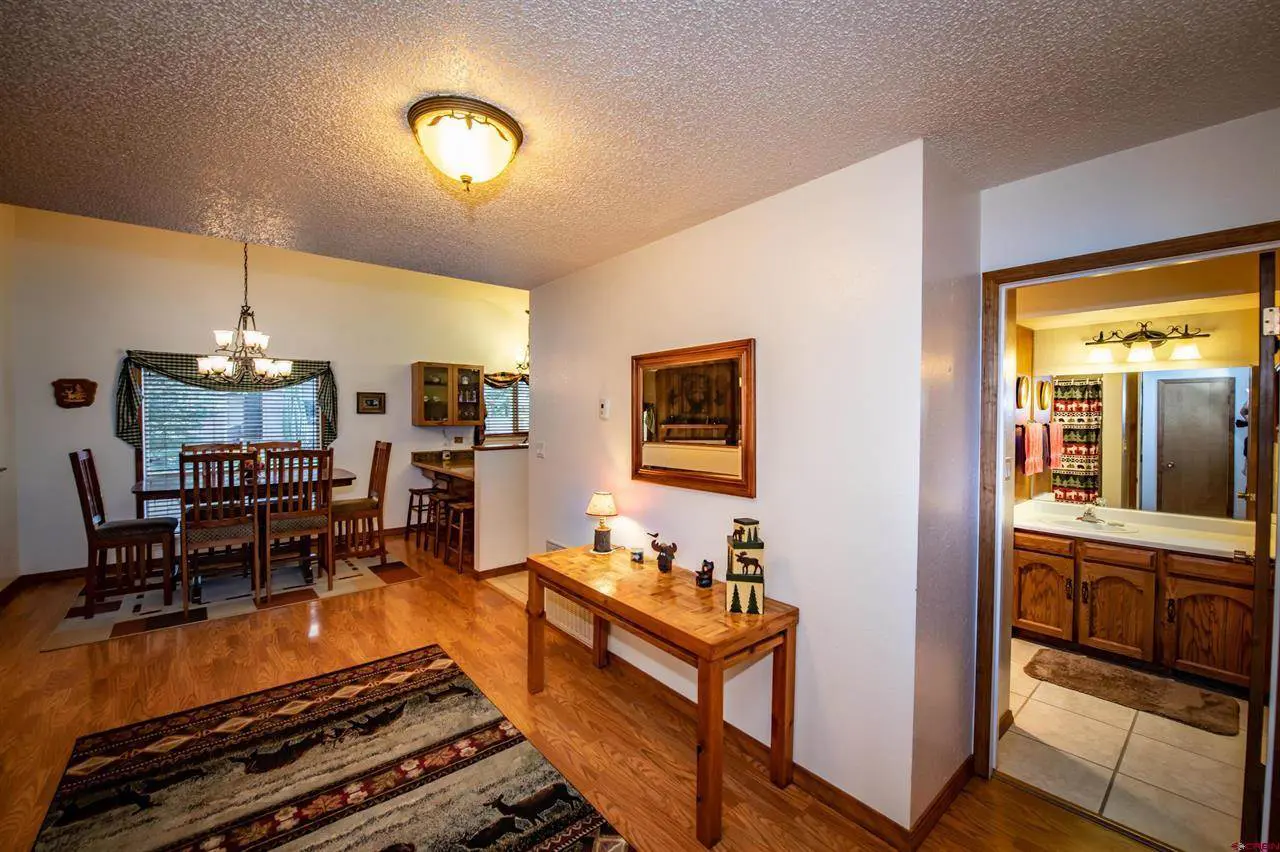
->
left=1051, top=376, right=1103, bottom=503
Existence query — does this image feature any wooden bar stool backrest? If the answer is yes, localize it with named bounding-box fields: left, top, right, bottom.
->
left=69, top=449, right=107, bottom=535
left=262, top=448, right=334, bottom=523
left=368, top=440, right=392, bottom=504
left=179, top=450, right=257, bottom=526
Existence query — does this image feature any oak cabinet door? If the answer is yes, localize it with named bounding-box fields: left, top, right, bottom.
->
left=1162, top=575, right=1253, bottom=687
left=1077, top=561, right=1155, bottom=661
left=1013, top=550, right=1075, bottom=641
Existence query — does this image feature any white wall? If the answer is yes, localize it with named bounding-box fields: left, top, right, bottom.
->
left=910, top=146, right=980, bottom=822
left=0, top=206, right=17, bottom=589
left=530, top=141, right=928, bottom=825
left=474, top=447, right=530, bottom=572
left=981, top=108, right=1280, bottom=272
left=9, top=207, right=529, bottom=575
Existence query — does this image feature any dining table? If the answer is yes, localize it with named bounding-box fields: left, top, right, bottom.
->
left=132, top=466, right=359, bottom=597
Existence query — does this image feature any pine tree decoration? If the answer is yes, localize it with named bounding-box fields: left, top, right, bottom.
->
left=726, top=517, right=765, bottom=615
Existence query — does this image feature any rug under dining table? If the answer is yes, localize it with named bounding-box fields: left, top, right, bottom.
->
left=42, top=555, right=423, bottom=651
left=32, top=645, right=630, bottom=851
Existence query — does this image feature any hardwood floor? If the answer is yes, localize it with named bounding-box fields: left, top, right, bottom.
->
left=0, top=540, right=1145, bottom=852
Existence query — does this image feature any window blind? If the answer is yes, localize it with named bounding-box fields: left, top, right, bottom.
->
left=483, top=380, right=530, bottom=435
left=141, top=370, right=320, bottom=516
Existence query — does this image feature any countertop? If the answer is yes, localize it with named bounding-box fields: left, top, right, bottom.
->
left=1013, top=500, right=1261, bottom=559
left=412, top=460, right=474, bottom=481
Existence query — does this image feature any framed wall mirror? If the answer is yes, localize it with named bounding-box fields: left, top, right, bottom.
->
left=632, top=339, right=756, bottom=497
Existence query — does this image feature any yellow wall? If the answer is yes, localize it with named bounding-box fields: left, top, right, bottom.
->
left=1034, top=308, right=1257, bottom=376
left=1017, top=252, right=1257, bottom=320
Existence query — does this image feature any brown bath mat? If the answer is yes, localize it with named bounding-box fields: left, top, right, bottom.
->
left=1025, top=648, right=1240, bottom=736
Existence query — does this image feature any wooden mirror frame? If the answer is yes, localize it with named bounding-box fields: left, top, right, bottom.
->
left=631, top=338, right=756, bottom=498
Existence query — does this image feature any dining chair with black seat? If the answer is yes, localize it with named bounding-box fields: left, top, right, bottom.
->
left=69, top=448, right=178, bottom=618
left=333, top=440, right=391, bottom=566
left=178, top=449, right=260, bottom=612
left=262, top=447, right=334, bottom=599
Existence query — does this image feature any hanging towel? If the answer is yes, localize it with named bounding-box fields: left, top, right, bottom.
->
left=1024, top=423, right=1045, bottom=475
left=1048, top=422, right=1065, bottom=469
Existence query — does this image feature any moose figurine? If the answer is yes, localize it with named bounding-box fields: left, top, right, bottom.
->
left=695, top=560, right=714, bottom=588
left=648, top=532, right=677, bottom=573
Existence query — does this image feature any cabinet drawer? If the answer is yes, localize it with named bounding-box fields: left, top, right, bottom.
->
left=1078, top=541, right=1155, bottom=570
left=1166, top=552, right=1252, bottom=587
left=1013, top=531, right=1074, bottom=557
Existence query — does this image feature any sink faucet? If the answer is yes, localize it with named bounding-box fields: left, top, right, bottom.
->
left=1079, top=498, right=1107, bottom=524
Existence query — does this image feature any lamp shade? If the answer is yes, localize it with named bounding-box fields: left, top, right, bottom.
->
left=585, top=491, right=618, bottom=518
left=1127, top=340, right=1155, bottom=363
left=1087, top=346, right=1114, bottom=364
left=1170, top=341, right=1202, bottom=361
left=409, top=96, right=523, bottom=187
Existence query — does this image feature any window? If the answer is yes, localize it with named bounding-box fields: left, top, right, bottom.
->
left=140, top=370, right=320, bottom=515
left=483, top=379, right=530, bottom=436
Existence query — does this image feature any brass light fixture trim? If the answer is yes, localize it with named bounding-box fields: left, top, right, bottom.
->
left=407, top=95, right=524, bottom=189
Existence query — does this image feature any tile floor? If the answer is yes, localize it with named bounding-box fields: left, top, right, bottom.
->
left=999, top=636, right=1247, bottom=851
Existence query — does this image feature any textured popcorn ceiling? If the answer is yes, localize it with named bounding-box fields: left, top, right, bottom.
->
left=1, top=1, right=1278, bottom=288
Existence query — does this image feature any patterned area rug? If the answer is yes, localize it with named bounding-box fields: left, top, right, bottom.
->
left=43, top=556, right=423, bottom=652
left=33, top=646, right=629, bottom=851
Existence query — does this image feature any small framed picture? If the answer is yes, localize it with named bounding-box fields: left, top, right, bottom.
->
left=356, top=392, right=386, bottom=415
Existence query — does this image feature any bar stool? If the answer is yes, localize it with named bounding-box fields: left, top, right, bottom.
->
left=429, top=493, right=456, bottom=558
left=405, top=487, right=433, bottom=544
left=444, top=501, right=474, bottom=572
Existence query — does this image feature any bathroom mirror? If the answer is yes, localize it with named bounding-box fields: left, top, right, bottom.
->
left=632, top=339, right=756, bottom=497
left=1028, top=366, right=1253, bottom=519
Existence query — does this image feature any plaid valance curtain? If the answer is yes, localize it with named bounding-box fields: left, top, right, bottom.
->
left=484, top=371, right=529, bottom=389
left=115, top=350, right=338, bottom=449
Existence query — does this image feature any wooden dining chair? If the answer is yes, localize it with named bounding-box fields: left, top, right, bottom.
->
left=182, top=442, right=244, bottom=453
left=247, top=440, right=302, bottom=454
left=178, top=449, right=259, bottom=612
left=69, top=449, right=178, bottom=618
left=262, top=448, right=334, bottom=599
left=333, top=441, right=392, bottom=566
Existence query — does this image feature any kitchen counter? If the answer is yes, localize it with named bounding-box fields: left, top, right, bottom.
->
left=411, top=460, right=475, bottom=481
left=1013, top=499, right=1262, bottom=559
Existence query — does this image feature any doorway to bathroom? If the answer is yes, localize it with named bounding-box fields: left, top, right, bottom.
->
left=974, top=222, right=1280, bottom=851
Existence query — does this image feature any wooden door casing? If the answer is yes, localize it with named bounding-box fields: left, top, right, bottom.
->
left=1161, top=575, right=1254, bottom=687
left=1012, top=550, right=1074, bottom=641
left=1077, top=561, right=1155, bottom=661
left=1156, top=376, right=1236, bottom=517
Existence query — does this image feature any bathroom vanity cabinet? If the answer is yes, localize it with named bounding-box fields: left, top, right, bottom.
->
left=1013, top=529, right=1257, bottom=688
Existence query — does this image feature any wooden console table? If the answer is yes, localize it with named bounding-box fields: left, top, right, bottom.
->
left=525, top=545, right=799, bottom=847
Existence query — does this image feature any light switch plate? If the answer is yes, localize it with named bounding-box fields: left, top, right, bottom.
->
left=1003, top=456, right=1013, bottom=480
left=598, top=398, right=610, bottom=420
left=535, top=442, right=546, bottom=459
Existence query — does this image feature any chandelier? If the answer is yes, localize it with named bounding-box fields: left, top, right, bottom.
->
left=197, top=243, right=293, bottom=382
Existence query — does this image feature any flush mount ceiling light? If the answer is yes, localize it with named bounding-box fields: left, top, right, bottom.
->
left=407, top=95, right=523, bottom=191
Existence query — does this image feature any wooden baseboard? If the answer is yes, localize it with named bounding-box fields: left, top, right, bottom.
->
left=908, top=756, right=974, bottom=849
left=596, top=648, right=961, bottom=850
left=999, top=709, right=1014, bottom=737
left=472, top=562, right=526, bottom=579
left=0, top=566, right=84, bottom=612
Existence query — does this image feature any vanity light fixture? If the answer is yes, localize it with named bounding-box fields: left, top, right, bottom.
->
left=1126, top=340, right=1155, bottom=363
left=407, top=95, right=523, bottom=190
left=1084, top=321, right=1210, bottom=364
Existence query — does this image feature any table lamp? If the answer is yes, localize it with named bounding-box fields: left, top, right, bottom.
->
left=585, top=491, right=618, bottom=555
